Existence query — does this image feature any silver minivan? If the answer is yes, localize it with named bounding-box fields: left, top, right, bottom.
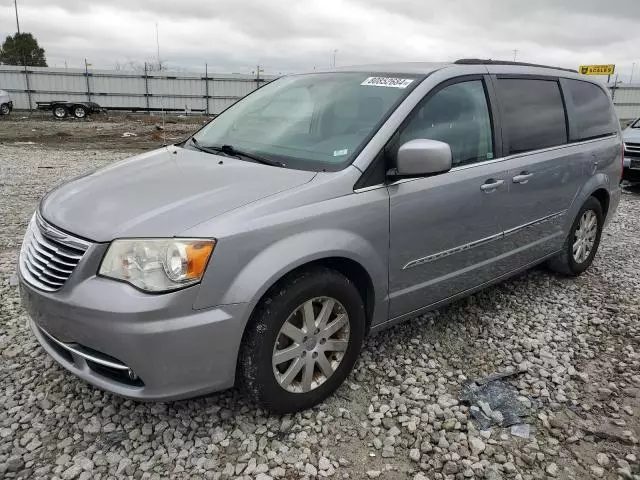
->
left=19, top=60, right=622, bottom=412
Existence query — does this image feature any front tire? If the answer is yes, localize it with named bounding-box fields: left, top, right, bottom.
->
left=548, top=196, right=603, bottom=276
left=53, top=105, right=67, bottom=119
left=0, top=103, right=9, bottom=115
left=239, top=268, right=365, bottom=413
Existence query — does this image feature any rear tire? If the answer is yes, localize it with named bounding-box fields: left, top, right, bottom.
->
left=547, top=196, right=603, bottom=276
left=239, top=268, right=365, bottom=413
left=53, top=105, right=67, bottom=119
left=73, top=105, right=87, bottom=118
left=0, top=103, right=9, bottom=115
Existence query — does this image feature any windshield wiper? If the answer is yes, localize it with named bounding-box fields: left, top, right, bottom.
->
left=213, top=144, right=286, bottom=168
left=190, top=138, right=285, bottom=168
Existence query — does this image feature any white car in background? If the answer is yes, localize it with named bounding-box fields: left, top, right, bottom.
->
left=622, top=118, right=640, bottom=184
left=0, top=89, right=13, bottom=115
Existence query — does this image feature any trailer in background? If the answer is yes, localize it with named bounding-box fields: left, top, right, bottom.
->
left=36, top=101, right=105, bottom=119
left=0, top=89, right=13, bottom=115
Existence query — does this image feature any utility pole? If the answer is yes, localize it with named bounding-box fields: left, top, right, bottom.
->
left=255, top=64, right=264, bottom=90
left=332, top=49, right=338, bottom=68
left=512, top=49, right=518, bottom=62
left=84, top=59, right=91, bottom=102
left=631, top=62, right=636, bottom=83
left=611, top=73, right=620, bottom=102
left=14, top=0, right=31, bottom=112
left=14, top=0, right=21, bottom=34
left=155, top=22, right=161, bottom=70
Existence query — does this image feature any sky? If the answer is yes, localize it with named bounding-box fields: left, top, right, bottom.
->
left=1, top=0, right=640, bottom=81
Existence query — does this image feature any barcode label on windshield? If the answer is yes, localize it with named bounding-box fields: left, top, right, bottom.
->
left=361, top=77, right=414, bottom=89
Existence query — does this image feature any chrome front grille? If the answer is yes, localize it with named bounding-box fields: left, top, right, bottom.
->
left=19, top=213, right=89, bottom=292
left=625, top=142, right=640, bottom=157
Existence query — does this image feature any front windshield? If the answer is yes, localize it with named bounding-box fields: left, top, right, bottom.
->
left=191, top=72, right=423, bottom=170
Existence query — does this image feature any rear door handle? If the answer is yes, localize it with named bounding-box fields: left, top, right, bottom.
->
left=512, top=172, right=534, bottom=184
left=480, top=179, right=505, bottom=192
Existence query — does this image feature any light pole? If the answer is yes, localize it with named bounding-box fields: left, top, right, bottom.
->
left=631, top=62, right=636, bottom=83
left=14, top=0, right=21, bottom=34
left=332, top=49, right=338, bottom=68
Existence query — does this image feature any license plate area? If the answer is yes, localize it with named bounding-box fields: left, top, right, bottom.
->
left=631, top=159, right=640, bottom=170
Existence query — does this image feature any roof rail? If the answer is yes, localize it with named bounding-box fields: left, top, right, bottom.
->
left=454, top=59, right=577, bottom=74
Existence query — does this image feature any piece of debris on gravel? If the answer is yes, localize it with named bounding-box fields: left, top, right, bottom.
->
left=460, top=369, right=531, bottom=429
left=1, top=137, right=639, bottom=480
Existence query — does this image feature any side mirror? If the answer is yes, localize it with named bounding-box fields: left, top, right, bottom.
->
left=395, top=139, right=452, bottom=177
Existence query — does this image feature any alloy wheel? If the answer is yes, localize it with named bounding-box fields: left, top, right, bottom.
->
left=573, top=209, right=598, bottom=264
left=272, top=297, right=350, bottom=393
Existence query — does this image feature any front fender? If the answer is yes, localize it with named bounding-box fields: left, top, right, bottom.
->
left=213, top=228, right=386, bottom=314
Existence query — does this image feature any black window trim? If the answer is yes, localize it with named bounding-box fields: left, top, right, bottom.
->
left=559, top=77, right=618, bottom=143
left=492, top=74, right=569, bottom=156
left=354, top=74, right=501, bottom=189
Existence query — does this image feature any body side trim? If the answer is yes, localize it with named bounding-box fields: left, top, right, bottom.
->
left=402, top=210, right=567, bottom=270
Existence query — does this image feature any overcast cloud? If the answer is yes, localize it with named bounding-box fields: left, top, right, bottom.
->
left=1, top=0, right=639, bottom=80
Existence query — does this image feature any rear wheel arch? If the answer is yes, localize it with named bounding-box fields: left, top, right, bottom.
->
left=590, top=188, right=610, bottom=218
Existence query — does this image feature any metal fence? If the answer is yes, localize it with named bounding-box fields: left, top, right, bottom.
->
left=2, top=65, right=640, bottom=120
left=610, top=83, right=640, bottom=121
left=0, top=65, right=276, bottom=114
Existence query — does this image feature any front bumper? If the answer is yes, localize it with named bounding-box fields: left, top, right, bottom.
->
left=19, top=271, right=250, bottom=401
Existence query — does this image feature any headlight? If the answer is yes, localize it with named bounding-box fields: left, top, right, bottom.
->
left=99, top=238, right=215, bottom=292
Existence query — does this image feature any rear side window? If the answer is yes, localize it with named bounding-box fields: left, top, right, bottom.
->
left=564, top=79, right=616, bottom=140
left=497, top=78, right=567, bottom=154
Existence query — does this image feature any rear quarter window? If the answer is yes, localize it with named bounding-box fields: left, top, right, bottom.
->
left=564, top=79, right=617, bottom=141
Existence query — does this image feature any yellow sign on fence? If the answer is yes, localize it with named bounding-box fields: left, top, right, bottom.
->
left=579, top=64, right=615, bottom=76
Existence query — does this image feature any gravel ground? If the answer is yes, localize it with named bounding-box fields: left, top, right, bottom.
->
left=1, top=143, right=639, bottom=480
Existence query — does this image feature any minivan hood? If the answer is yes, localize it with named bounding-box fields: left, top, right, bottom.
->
left=623, top=126, right=640, bottom=143
left=40, top=147, right=316, bottom=242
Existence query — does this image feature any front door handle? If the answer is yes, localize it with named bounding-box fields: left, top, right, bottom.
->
left=512, top=172, right=534, bottom=184
left=480, top=179, right=505, bottom=192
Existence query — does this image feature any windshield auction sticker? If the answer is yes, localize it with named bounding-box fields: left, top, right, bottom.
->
left=361, top=77, right=414, bottom=88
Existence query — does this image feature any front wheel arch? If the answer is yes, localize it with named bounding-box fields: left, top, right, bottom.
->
left=234, top=257, right=375, bottom=383
left=237, top=266, right=366, bottom=412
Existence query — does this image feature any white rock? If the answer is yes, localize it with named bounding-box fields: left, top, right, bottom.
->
left=469, top=437, right=486, bottom=456
left=596, top=453, right=609, bottom=466
left=546, top=462, right=559, bottom=477
left=305, top=463, right=318, bottom=476
left=318, top=457, right=331, bottom=471
left=409, top=448, right=420, bottom=462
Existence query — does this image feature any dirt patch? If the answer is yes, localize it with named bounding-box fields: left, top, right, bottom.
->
left=0, top=112, right=206, bottom=152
